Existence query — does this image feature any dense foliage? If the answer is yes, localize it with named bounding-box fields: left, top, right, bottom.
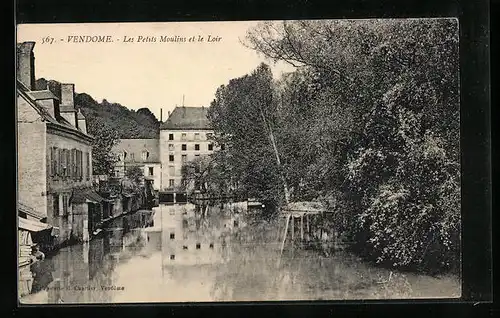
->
left=205, top=19, right=460, bottom=274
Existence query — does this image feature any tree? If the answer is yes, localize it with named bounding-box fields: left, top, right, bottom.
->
left=86, top=116, right=120, bottom=176
left=246, top=19, right=460, bottom=273
left=125, top=165, right=144, bottom=185
left=208, top=63, right=285, bottom=205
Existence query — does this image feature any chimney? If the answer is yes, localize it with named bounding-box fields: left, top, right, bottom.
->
left=16, top=42, right=36, bottom=90
left=61, top=83, right=75, bottom=107
left=60, top=83, right=77, bottom=127
left=77, top=109, right=87, bottom=134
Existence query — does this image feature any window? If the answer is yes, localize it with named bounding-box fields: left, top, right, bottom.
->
left=181, top=155, right=187, bottom=163
left=53, top=194, right=59, bottom=217
left=182, top=219, right=188, bottom=228
left=195, top=154, right=200, bottom=158
left=234, top=220, right=239, bottom=228
left=142, top=151, right=149, bottom=161
left=169, top=155, right=174, bottom=162
left=123, top=151, right=127, bottom=160
left=169, top=133, right=174, bottom=140
left=208, top=144, right=213, bottom=151
left=168, top=166, right=175, bottom=176
left=181, top=144, right=187, bottom=151
left=170, top=232, right=175, bottom=240
left=168, top=144, right=174, bottom=151
left=183, top=245, right=188, bottom=250
left=130, top=153, right=135, bottom=161
left=194, top=133, right=200, bottom=140
left=206, top=133, right=213, bottom=139
left=149, top=167, right=154, bottom=176
left=196, top=243, right=201, bottom=249
left=169, top=179, right=175, bottom=187
left=170, top=254, right=175, bottom=260
left=194, top=144, right=200, bottom=151
left=209, top=243, right=214, bottom=249
left=181, top=133, right=187, bottom=141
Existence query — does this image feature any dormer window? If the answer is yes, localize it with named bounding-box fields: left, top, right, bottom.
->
left=123, top=151, right=127, bottom=160
left=142, top=150, right=149, bottom=161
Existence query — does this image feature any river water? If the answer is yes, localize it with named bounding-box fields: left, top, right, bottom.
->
left=19, top=203, right=460, bottom=304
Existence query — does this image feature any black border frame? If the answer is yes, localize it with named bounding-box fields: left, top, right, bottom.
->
left=9, top=0, right=493, bottom=316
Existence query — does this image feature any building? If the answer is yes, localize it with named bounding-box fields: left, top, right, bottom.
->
left=111, top=139, right=161, bottom=190
left=161, top=204, right=226, bottom=266
left=159, top=106, right=215, bottom=191
left=17, top=41, right=103, bottom=249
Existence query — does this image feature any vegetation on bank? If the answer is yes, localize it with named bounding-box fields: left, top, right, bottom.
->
left=184, top=19, right=460, bottom=275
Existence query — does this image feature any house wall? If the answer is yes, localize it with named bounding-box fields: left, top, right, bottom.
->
left=72, top=202, right=89, bottom=242
left=159, top=129, right=214, bottom=191
left=17, top=94, right=47, bottom=218
left=46, top=130, right=93, bottom=246
left=143, top=163, right=161, bottom=190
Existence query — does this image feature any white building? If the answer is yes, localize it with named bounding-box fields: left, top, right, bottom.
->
left=111, top=139, right=161, bottom=190
left=159, top=106, right=215, bottom=191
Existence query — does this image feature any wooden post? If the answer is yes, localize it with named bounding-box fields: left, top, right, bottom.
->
left=278, top=213, right=290, bottom=267
left=300, top=214, right=304, bottom=241
left=306, top=214, right=310, bottom=235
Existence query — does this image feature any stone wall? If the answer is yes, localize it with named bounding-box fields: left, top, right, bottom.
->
left=17, top=95, right=47, bottom=217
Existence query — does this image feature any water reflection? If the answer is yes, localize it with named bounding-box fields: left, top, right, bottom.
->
left=20, top=203, right=451, bottom=303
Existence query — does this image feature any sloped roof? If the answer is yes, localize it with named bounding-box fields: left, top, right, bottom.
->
left=112, top=139, right=160, bottom=163
left=17, top=79, right=93, bottom=142
left=18, top=202, right=45, bottom=220
left=160, top=106, right=211, bottom=130
left=27, top=90, right=60, bottom=101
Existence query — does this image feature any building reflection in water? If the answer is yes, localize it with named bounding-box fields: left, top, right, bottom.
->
left=20, top=209, right=155, bottom=304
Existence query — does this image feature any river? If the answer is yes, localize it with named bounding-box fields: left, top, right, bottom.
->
left=19, top=203, right=460, bottom=304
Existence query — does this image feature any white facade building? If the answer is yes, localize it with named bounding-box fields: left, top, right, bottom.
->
left=159, top=106, right=214, bottom=191
left=111, top=139, right=161, bottom=190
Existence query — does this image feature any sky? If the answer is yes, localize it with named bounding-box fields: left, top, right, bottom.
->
left=17, top=21, right=296, bottom=121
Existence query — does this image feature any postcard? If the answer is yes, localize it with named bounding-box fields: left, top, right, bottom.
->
left=16, top=20, right=461, bottom=304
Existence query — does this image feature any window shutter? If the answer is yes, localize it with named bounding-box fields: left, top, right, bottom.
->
left=57, top=148, right=61, bottom=177
left=66, top=150, right=71, bottom=177
left=77, top=150, right=81, bottom=179
left=71, top=149, right=75, bottom=179
left=49, top=147, right=54, bottom=176
left=86, top=152, right=90, bottom=180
